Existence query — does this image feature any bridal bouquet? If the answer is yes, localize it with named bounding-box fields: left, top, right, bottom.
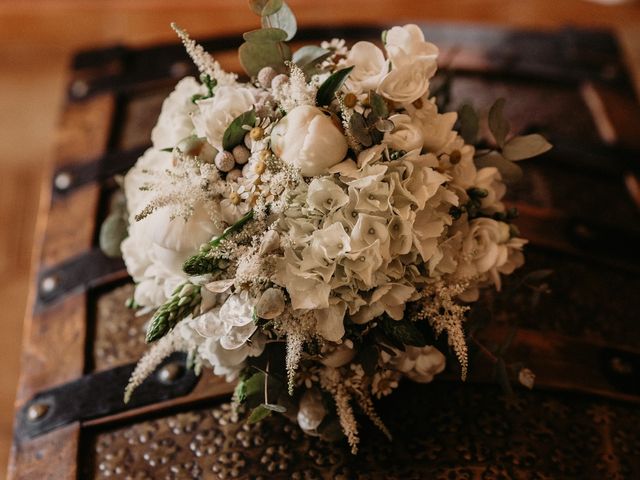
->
left=103, top=1, right=551, bottom=453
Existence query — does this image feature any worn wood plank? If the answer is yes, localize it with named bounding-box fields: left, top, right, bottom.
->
left=8, top=92, right=115, bottom=480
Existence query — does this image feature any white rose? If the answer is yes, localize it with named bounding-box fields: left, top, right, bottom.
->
left=151, top=77, right=204, bottom=149
left=474, top=167, right=507, bottom=213
left=192, top=85, right=255, bottom=150
left=385, top=24, right=439, bottom=67
left=383, top=345, right=446, bottom=383
left=270, top=105, right=348, bottom=176
left=403, top=98, right=457, bottom=153
left=344, top=41, right=388, bottom=93
left=378, top=58, right=437, bottom=104
left=456, top=218, right=526, bottom=289
left=383, top=114, right=424, bottom=152
left=198, top=333, right=265, bottom=381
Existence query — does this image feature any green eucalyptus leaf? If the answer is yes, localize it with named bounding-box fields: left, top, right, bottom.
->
left=316, top=66, right=354, bottom=106
left=502, top=134, right=552, bottom=161
left=458, top=103, right=479, bottom=145
left=292, top=45, right=332, bottom=77
left=488, top=98, right=510, bottom=149
left=99, top=213, right=128, bottom=258
left=239, top=40, right=291, bottom=77
left=375, top=118, right=394, bottom=133
left=261, top=1, right=297, bottom=41
left=247, top=404, right=272, bottom=424
left=249, top=0, right=283, bottom=16
left=369, top=91, right=389, bottom=120
left=243, top=371, right=265, bottom=399
left=222, top=109, right=256, bottom=151
left=243, top=27, right=288, bottom=43
left=263, top=403, right=287, bottom=413
left=349, top=112, right=372, bottom=147
left=475, top=151, right=523, bottom=183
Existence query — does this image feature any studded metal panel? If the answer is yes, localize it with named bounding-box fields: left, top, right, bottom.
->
left=92, top=283, right=151, bottom=371
left=83, top=382, right=640, bottom=479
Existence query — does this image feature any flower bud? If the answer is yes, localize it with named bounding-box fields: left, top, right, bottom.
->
left=214, top=151, right=235, bottom=172
left=232, top=144, right=250, bottom=165
left=257, top=66, right=278, bottom=88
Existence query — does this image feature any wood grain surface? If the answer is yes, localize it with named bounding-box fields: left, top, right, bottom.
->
left=1, top=1, right=640, bottom=478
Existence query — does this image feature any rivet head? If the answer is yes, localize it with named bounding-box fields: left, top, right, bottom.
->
left=157, top=362, right=184, bottom=384
left=27, top=402, right=49, bottom=422
left=70, top=79, right=89, bottom=98
left=54, top=172, right=73, bottom=191
left=40, top=276, right=58, bottom=294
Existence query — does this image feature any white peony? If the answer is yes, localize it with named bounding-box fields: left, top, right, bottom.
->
left=344, top=41, right=388, bottom=93
left=385, top=24, right=439, bottom=67
left=123, top=148, right=173, bottom=221
left=151, top=77, right=204, bottom=149
left=378, top=58, right=437, bottom=104
left=383, top=114, right=424, bottom=152
left=145, top=200, right=220, bottom=253
left=192, top=85, right=256, bottom=150
left=270, top=105, right=348, bottom=176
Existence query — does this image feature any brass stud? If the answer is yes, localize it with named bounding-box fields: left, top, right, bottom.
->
left=54, top=172, right=73, bottom=191
left=70, top=79, right=89, bottom=98
left=41, top=275, right=58, bottom=294
left=27, top=402, right=49, bottom=422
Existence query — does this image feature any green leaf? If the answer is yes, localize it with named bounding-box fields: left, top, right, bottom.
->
left=261, top=1, right=297, bottom=41
left=369, top=91, right=389, bottom=120
left=292, top=45, right=331, bottom=77
left=242, top=27, right=288, bottom=43
left=502, top=134, right=552, bottom=161
left=244, top=371, right=265, bottom=400
left=263, top=403, right=287, bottom=413
left=316, top=66, right=354, bottom=106
left=379, top=317, right=427, bottom=348
left=488, top=98, right=510, bottom=148
left=458, top=103, right=479, bottom=144
left=222, top=109, right=256, bottom=151
left=239, top=40, right=291, bottom=77
left=349, top=112, right=372, bottom=147
left=475, top=151, right=523, bottom=183
left=247, top=404, right=272, bottom=424
left=99, top=213, right=127, bottom=258
left=249, top=0, right=283, bottom=16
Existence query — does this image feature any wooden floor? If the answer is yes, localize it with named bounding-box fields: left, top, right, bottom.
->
left=0, top=1, right=639, bottom=478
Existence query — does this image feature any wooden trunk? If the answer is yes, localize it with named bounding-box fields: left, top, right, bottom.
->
left=8, top=24, right=640, bottom=479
